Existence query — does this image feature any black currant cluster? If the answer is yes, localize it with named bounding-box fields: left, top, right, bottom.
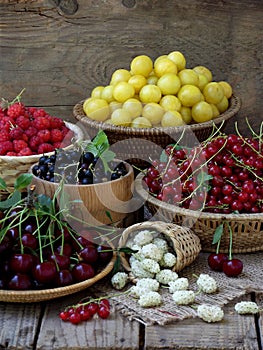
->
left=32, top=148, right=128, bottom=184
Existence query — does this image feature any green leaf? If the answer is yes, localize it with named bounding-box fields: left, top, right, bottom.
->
left=0, top=178, right=7, bottom=190
left=93, top=129, right=109, bottom=148
left=118, top=247, right=139, bottom=254
left=197, top=171, right=213, bottom=186
left=105, top=210, right=113, bottom=222
left=0, top=190, right=21, bottom=209
left=14, top=173, right=33, bottom=190
left=36, top=194, right=53, bottom=213
left=112, top=254, right=121, bottom=275
left=212, top=223, right=224, bottom=244
left=160, top=150, right=168, bottom=163
left=85, top=143, right=99, bottom=157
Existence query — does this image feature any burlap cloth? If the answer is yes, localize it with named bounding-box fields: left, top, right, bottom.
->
left=94, top=251, right=263, bottom=326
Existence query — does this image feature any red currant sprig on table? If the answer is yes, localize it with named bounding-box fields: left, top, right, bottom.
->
left=59, top=297, right=111, bottom=325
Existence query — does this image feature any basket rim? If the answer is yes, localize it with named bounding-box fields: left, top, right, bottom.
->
left=73, top=94, right=241, bottom=135
left=0, top=122, right=84, bottom=162
left=135, top=172, right=263, bottom=221
left=0, top=251, right=116, bottom=303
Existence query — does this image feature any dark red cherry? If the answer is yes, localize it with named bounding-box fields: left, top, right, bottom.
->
left=208, top=253, right=228, bottom=272
left=9, top=253, right=34, bottom=273
left=97, top=245, right=113, bottom=264
left=33, top=261, right=57, bottom=284
left=6, top=227, right=19, bottom=241
left=71, top=262, right=95, bottom=282
left=54, top=269, right=73, bottom=287
left=55, top=243, right=72, bottom=257
left=21, top=233, right=38, bottom=250
left=79, top=245, right=98, bottom=264
left=8, top=273, right=32, bottom=290
left=223, top=259, right=243, bottom=277
left=49, top=253, right=70, bottom=270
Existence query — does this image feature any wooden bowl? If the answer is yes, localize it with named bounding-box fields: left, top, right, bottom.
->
left=135, top=172, right=263, bottom=253
left=30, top=160, right=134, bottom=226
left=73, top=95, right=241, bottom=167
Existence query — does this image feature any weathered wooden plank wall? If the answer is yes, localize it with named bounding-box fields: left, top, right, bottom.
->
left=0, top=0, right=262, bottom=136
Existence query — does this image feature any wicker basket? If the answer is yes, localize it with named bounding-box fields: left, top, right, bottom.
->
left=0, top=122, right=84, bottom=197
left=135, top=172, right=263, bottom=254
left=118, top=221, right=201, bottom=279
left=0, top=250, right=116, bottom=303
left=73, top=95, right=241, bottom=167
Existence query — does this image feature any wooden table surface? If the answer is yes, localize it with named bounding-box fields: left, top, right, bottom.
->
left=0, top=279, right=262, bottom=350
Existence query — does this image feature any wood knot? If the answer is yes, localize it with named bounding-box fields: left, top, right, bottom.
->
left=50, top=0, right=79, bottom=15
left=122, top=0, right=136, bottom=8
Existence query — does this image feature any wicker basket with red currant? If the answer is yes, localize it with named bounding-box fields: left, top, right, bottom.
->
left=135, top=121, right=263, bottom=253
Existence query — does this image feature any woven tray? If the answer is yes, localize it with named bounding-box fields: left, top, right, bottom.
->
left=73, top=95, right=241, bottom=167
left=135, top=172, right=263, bottom=254
left=0, top=251, right=116, bottom=303
left=0, top=122, right=83, bottom=196
left=118, top=221, right=201, bottom=279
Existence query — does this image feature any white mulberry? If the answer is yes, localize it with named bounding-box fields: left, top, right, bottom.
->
left=197, top=304, right=224, bottom=323
left=172, top=290, right=195, bottom=305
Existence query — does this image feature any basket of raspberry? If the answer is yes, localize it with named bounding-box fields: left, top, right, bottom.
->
left=73, top=51, right=241, bottom=167
left=30, top=130, right=134, bottom=227
left=0, top=91, right=83, bottom=197
left=0, top=173, right=117, bottom=303
left=134, top=122, right=263, bottom=253
left=117, top=221, right=201, bottom=282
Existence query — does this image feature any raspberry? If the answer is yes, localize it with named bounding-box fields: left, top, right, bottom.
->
left=16, top=115, right=31, bottom=130
left=27, top=107, right=37, bottom=115
left=7, top=102, right=25, bottom=119
left=50, top=129, right=63, bottom=143
left=18, top=147, right=33, bottom=156
left=9, top=127, right=24, bottom=140
left=37, top=143, right=55, bottom=154
left=25, top=126, right=38, bottom=137
left=37, top=129, right=51, bottom=143
left=53, top=142, right=62, bottom=149
left=0, top=141, right=14, bottom=155
left=33, top=108, right=47, bottom=118
left=6, top=151, right=17, bottom=156
left=13, top=139, right=28, bottom=153
left=0, top=116, right=15, bottom=132
left=50, top=117, right=65, bottom=129
left=32, top=116, right=51, bottom=130
left=0, top=131, right=10, bottom=142
left=29, top=136, right=41, bottom=151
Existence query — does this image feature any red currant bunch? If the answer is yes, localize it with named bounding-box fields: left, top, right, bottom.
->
left=59, top=298, right=111, bottom=325
left=143, top=126, right=263, bottom=215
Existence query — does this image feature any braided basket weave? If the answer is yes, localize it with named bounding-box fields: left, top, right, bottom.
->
left=73, top=95, right=241, bottom=167
left=0, top=122, right=83, bottom=197
left=118, top=221, right=201, bottom=278
left=135, top=172, right=263, bottom=254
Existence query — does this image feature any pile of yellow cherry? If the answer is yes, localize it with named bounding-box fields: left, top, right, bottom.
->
left=83, top=51, right=233, bottom=128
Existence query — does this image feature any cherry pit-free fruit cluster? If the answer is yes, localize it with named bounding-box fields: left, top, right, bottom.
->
left=0, top=90, right=74, bottom=156
left=82, top=51, right=233, bottom=128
